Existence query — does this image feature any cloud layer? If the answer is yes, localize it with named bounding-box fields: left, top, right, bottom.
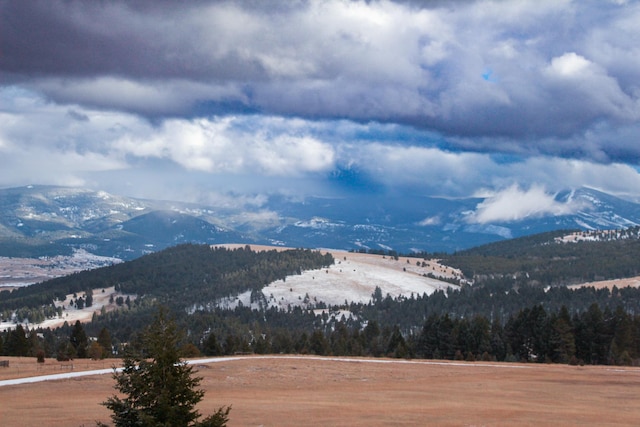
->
left=2, top=0, right=640, bottom=213
left=4, top=1, right=640, bottom=154
left=467, top=185, right=583, bottom=224
left=3, top=86, right=640, bottom=203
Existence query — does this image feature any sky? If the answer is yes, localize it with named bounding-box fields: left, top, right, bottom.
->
left=2, top=0, right=640, bottom=223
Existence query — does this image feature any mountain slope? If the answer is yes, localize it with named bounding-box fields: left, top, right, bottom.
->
left=0, top=186, right=249, bottom=259
left=257, top=188, right=640, bottom=253
left=2, top=185, right=640, bottom=259
left=441, top=226, right=640, bottom=285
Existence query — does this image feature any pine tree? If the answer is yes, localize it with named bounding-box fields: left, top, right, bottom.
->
left=549, top=306, right=575, bottom=364
left=3, top=324, right=29, bottom=356
left=386, top=325, right=408, bottom=358
left=101, top=307, right=230, bottom=427
left=85, top=289, right=94, bottom=307
left=97, top=327, right=113, bottom=358
left=70, top=320, right=88, bottom=358
left=202, top=333, right=222, bottom=356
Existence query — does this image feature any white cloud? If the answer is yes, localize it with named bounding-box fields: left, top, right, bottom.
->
left=344, top=142, right=496, bottom=195
left=0, top=147, right=125, bottom=189
left=514, top=156, right=640, bottom=197
left=467, top=185, right=582, bottom=224
left=548, top=52, right=593, bottom=76
left=114, top=116, right=336, bottom=176
left=417, top=216, right=441, bottom=226
left=335, top=140, right=640, bottom=200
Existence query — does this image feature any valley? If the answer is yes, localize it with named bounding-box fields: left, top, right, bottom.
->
left=0, top=249, right=121, bottom=289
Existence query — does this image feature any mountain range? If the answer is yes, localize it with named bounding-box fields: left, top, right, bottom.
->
left=1, top=185, right=640, bottom=260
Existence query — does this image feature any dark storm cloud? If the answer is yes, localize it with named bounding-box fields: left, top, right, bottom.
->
left=2, top=0, right=640, bottom=164
left=2, top=1, right=210, bottom=79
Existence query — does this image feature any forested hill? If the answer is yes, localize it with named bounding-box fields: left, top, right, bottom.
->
left=440, top=227, right=640, bottom=286
left=0, top=244, right=334, bottom=311
left=7, top=235, right=640, bottom=366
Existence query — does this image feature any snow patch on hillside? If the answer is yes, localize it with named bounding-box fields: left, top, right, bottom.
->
left=0, top=286, right=136, bottom=332
left=556, top=227, right=640, bottom=244
left=219, top=249, right=459, bottom=310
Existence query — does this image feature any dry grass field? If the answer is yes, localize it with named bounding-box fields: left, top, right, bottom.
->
left=2, top=355, right=640, bottom=426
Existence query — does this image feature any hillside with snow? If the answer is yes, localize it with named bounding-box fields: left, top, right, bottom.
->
left=218, top=248, right=461, bottom=311
left=2, top=247, right=460, bottom=332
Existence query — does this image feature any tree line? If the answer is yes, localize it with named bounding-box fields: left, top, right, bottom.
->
left=4, top=287, right=640, bottom=366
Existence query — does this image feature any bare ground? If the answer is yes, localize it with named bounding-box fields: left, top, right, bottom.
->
left=2, top=356, right=640, bottom=426
left=0, top=250, right=120, bottom=288
left=569, top=276, right=640, bottom=290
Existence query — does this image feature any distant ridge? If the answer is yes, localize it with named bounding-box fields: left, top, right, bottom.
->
left=2, top=185, right=640, bottom=258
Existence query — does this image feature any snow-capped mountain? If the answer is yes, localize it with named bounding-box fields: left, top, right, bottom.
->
left=0, top=185, right=245, bottom=259
left=1, top=185, right=640, bottom=259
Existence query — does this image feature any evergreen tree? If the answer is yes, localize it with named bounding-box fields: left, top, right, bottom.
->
left=330, top=322, right=350, bottom=356
left=386, top=325, right=408, bottom=358
left=3, top=324, right=29, bottom=356
left=202, top=333, right=222, bottom=356
left=309, top=329, right=329, bottom=356
left=608, top=306, right=635, bottom=365
left=101, top=307, right=231, bottom=427
left=85, top=289, right=94, bottom=308
left=470, top=315, right=492, bottom=357
left=490, top=318, right=506, bottom=361
left=27, top=330, right=42, bottom=357
left=549, top=306, right=575, bottom=364
left=417, top=315, right=438, bottom=359
left=434, top=314, right=455, bottom=359
left=70, top=320, right=88, bottom=358
left=363, top=320, right=382, bottom=356
left=97, top=327, right=113, bottom=358
left=575, top=303, right=609, bottom=365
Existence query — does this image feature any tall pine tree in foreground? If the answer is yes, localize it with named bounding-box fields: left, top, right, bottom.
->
left=100, top=307, right=230, bottom=427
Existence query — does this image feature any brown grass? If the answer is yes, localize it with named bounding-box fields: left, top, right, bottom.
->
left=569, top=276, right=640, bottom=291
left=2, top=356, right=640, bottom=426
